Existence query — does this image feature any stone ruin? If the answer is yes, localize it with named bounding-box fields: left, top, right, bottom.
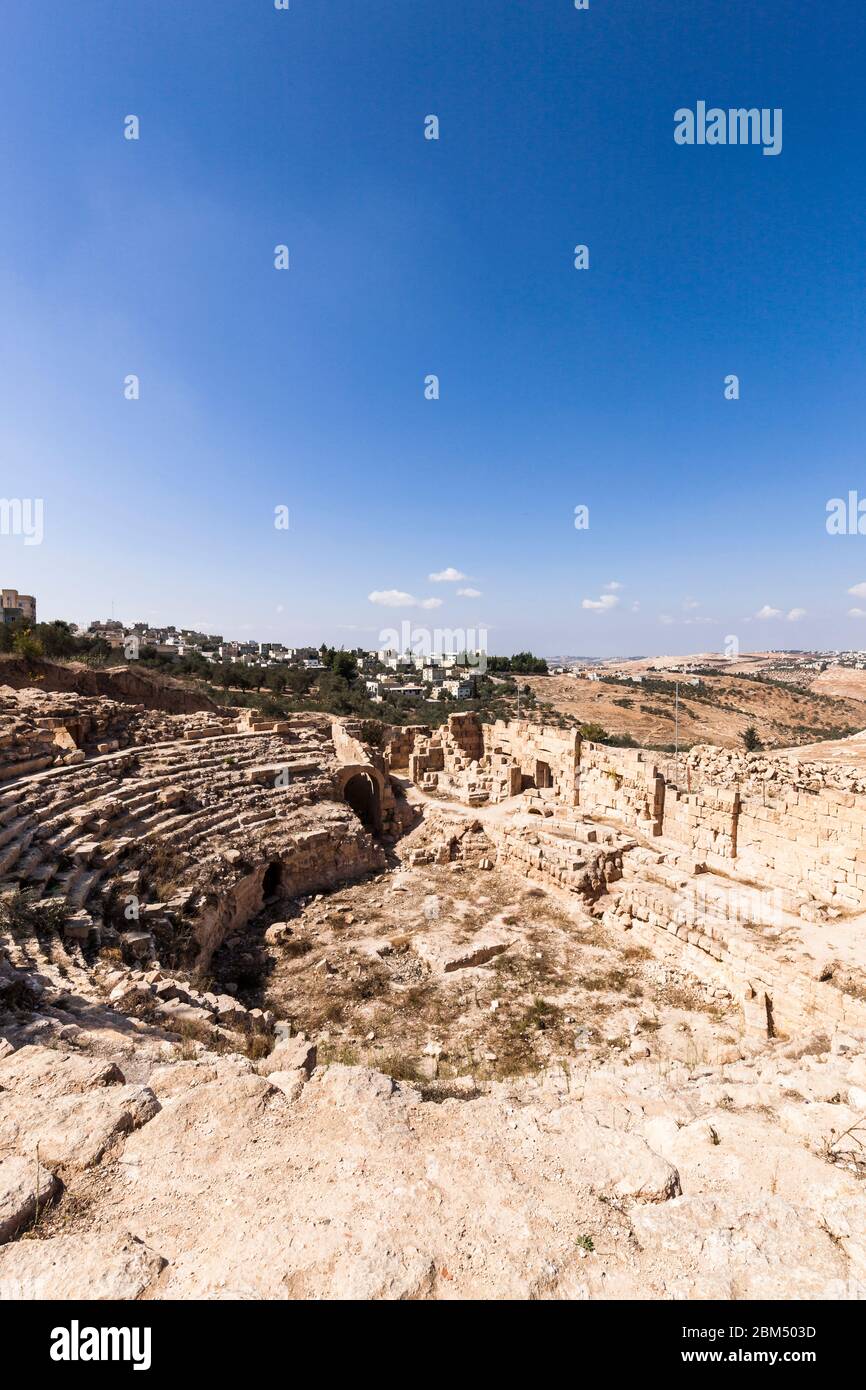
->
left=2, top=690, right=866, bottom=1299
left=0, top=689, right=406, bottom=994
left=396, top=712, right=866, bottom=1041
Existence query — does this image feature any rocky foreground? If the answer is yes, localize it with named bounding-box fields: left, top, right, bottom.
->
left=2, top=1022, right=866, bottom=1299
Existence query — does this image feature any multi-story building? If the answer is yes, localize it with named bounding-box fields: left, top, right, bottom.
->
left=2, top=589, right=36, bottom=624
left=443, top=677, right=474, bottom=699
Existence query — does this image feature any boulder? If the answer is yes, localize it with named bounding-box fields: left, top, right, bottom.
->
left=266, top=1070, right=306, bottom=1102
left=255, top=1034, right=316, bottom=1078
left=0, top=1154, right=59, bottom=1243
left=264, top=922, right=291, bottom=946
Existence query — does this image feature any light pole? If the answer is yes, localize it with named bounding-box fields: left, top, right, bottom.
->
left=674, top=680, right=680, bottom=782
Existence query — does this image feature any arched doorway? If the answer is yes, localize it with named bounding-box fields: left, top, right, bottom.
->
left=262, top=861, right=281, bottom=900
left=342, top=771, right=381, bottom=834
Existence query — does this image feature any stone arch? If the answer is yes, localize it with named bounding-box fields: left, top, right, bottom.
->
left=337, top=764, right=384, bottom=835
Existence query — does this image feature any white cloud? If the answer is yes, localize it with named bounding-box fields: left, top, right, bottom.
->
left=631, top=601, right=640, bottom=612
left=368, top=590, right=416, bottom=608
left=582, top=594, right=620, bottom=612
left=457, top=587, right=481, bottom=598
left=659, top=614, right=674, bottom=625
left=848, top=583, right=866, bottom=598
left=428, top=567, right=467, bottom=583
left=603, top=580, right=624, bottom=592
left=753, top=604, right=804, bottom=621
left=683, top=598, right=700, bottom=610
left=368, top=589, right=442, bottom=610
left=849, top=607, right=866, bottom=618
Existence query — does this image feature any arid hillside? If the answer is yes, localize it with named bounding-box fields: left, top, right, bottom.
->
left=0, top=656, right=216, bottom=715
left=525, top=672, right=866, bottom=751
left=808, top=668, right=866, bottom=702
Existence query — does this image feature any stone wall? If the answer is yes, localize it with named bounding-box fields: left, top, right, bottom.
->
left=384, top=725, right=430, bottom=771
left=606, top=879, right=866, bottom=1040
left=192, top=823, right=386, bottom=972
left=405, top=716, right=582, bottom=807
left=577, top=740, right=866, bottom=914
left=577, top=744, right=665, bottom=834
left=401, top=715, right=866, bottom=1037
left=488, top=819, right=629, bottom=899
left=485, top=719, right=580, bottom=806
left=403, top=716, right=866, bottom=916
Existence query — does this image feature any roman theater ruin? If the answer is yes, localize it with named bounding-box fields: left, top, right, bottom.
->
left=2, top=684, right=866, bottom=1299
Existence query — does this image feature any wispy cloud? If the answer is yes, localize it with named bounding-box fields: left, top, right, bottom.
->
left=603, top=580, right=624, bottom=592
left=457, top=587, right=481, bottom=597
left=368, top=589, right=443, bottom=610
left=656, top=609, right=715, bottom=627
left=848, top=582, right=866, bottom=599
left=582, top=594, right=620, bottom=612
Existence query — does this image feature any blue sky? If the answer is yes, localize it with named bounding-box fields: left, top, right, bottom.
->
left=2, top=0, right=865, bottom=657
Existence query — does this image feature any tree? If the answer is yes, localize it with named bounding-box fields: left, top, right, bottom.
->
left=510, top=651, right=549, bottom=675
left=486, top=652, right=549, bottom=675
left=284, top=668, right=315, bottom=697
left=34, top=620, right=77, bottom=658
left=12, top=630, right=42, bottom=660
left=742, top=724, right=763, bottom=752
left=265, top=667, right=288, bottom=694
left=329, top=650, right=358, bottom=682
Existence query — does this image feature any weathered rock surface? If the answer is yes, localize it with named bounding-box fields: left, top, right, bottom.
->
left=0, top=1033, right=862, bottom=1299
left=0, top=1232, right=166, bottom=1299
left=629, top=1196, right=852, bottom=1300
left=0, top=1045, right=124, bottom=1099
left=0, top=1083, right=159, bottom=1170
